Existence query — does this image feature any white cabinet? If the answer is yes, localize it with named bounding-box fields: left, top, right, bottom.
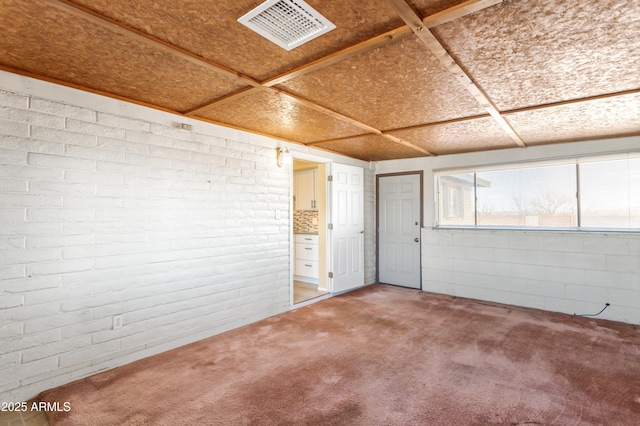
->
left=294, top=169, right=317, bottom=211
left=294, top=234, right=318, bottom=281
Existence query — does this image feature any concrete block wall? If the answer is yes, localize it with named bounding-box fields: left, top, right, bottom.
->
left=422, top=228, right=640, bottom=324
left=0, top=73, right=374, bottom=401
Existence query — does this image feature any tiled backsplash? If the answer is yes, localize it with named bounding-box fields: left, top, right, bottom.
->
left=294, top=210, right=319, bottom=233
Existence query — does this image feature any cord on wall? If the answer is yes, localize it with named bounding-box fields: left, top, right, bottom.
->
left=574, top=303, right=610, bottom=317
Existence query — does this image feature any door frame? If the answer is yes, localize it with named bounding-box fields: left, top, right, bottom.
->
left=376, top=171, right=424, bottom=287
left=289, top=151, right=333, bottom=307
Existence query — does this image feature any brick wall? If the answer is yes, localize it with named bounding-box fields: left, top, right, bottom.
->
left=0, top=74, right=375, bottom=401
left=364, top=164, right=376, bottom=285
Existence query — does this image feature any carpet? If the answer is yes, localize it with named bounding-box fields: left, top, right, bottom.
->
left=41, top=284, right=640, bottom=425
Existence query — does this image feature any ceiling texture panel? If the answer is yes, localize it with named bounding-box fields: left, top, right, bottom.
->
left=505, top=92, right=640, bottom=146
left=388, top=116, right=517, bottom=155
left=67, top=0, right=409, bottom=81
left=1, top=0, right=639, bottom=161
left=277, top=36, right=487, bottom=131
left=198, top=89, right=370, bottom=144
left=312, top=135, right=427, bottom=161
left=432, top=0, right=640, bottom=111
left=0, top=0, right=250, bottom=112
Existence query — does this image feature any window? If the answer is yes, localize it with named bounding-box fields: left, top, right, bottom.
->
left=580, top=157, right=640, bottom=229
left=476, top=164, right=577, bottom=227
left=436, top=153, right=640, bottom=231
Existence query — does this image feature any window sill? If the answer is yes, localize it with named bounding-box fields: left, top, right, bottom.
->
left=431, top=225, right=640, bottom=235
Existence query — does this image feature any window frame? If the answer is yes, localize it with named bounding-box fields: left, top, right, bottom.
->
left=434, top=152, right=640, bottom=233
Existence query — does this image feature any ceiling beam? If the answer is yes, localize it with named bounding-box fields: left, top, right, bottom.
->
left=306, top=134, right=434, bottom=157
left=184, top=87, right=257, bottom=116
left=266, top=89, right=434, bottom=156
left=0, top=64, right=182, bottom=116
left=502, top=88, right=640, bottom=115
left=262, top=0, right=503, bottom=88
left=186, top=1, right=499, bottom=154
left=186, top=83, right=433, bottom=155
left=44, top=0, right=262, bottom=89
left=263, top=26, right=413, bottom=87
left=186, top=1, right=499, bottom=117
left=381, top=134, right=434, bottom=155
left=386, top=0, right=526, bottom=148
left=385, top=114, right=493, bottom=133
left=42, top=0, right=504, bottom=158
left=424, top=0, right=503, bottom=28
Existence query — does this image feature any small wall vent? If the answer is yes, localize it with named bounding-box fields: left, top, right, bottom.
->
left=238, top=0, right=336, bottom=51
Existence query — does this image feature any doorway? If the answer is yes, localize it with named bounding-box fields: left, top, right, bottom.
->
left=377, top=172, right=423, bottom=289
left=290, top=157, right=366, bottom=305
left=292, top=157, right=329, bottom=304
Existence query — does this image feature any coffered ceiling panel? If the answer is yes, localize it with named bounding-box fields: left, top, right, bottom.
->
left=388, top=117, right=518, bottom=155
left=505, top=93, right=640, bottom=146
left=1, top=0, right=638, bottom=161
left=278, top=36, right=486, bottom=130
left=197, top=90, right=369, bottom=144
left=0, top=0, right=248, bottom=112
left=68, top=0, right=410, bottom=81
left=312, top=135, right=426, bottom=161
left=433, top=0, right=640, bottom=111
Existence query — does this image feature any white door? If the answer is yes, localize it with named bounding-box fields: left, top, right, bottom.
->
left=378, top=173, right=421, bottom=289
left=331, top=163, right=364, bottom=293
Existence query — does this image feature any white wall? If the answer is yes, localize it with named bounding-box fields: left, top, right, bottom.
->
left=0, top=71, right=375, bottom=401
left=376, top=137, right=640, bottom=325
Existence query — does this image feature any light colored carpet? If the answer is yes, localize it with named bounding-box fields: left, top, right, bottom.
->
left=41, top=284, right=640, bottom=425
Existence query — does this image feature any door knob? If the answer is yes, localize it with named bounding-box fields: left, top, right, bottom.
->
left=414, top=238, right=419, bottom=242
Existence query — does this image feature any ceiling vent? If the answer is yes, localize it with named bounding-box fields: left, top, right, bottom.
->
left=238, top=0, right=336, bottom=51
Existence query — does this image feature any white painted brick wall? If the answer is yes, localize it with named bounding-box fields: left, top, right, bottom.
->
left=0, top=77, right=374, bottom=402
left=422, top=228, right=640, bottom=324
left=363, top=166, right=376, bottom=285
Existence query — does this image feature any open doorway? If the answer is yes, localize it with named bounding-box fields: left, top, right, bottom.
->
left=292, top=157, right=329, bottom=305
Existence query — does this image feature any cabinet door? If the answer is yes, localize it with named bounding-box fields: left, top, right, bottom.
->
left=295, top=169, right=317, bottom=210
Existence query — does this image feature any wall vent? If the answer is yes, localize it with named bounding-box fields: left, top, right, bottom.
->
left=238, top=0, right=336, bottom=51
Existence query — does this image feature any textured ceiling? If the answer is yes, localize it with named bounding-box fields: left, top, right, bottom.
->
left=1, top=0, right=639, bottom=161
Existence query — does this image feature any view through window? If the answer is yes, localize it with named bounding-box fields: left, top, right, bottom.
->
left=437, top=154, right=640, bottom=231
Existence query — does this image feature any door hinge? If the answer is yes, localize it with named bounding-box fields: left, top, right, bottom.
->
left=327, top=175, right=333, bottom=182
left=328, top=272, right=334, bottom=278
left=328, top=223, right=333, bottom=230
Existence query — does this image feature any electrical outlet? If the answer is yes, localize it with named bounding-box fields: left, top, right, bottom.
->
left=112, top=315, right=123, bottom=330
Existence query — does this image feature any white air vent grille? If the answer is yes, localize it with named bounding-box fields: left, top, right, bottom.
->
left=238, top=0, right=336, bottom=51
